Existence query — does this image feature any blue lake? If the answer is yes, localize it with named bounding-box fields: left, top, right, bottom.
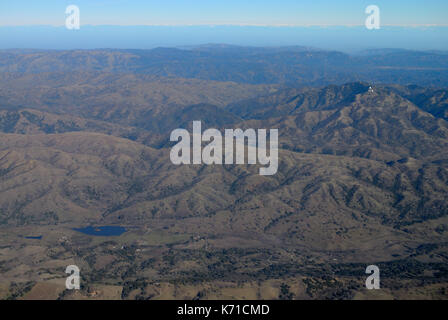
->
left=73, top=226, right=127, bottom=236
left=24, top=236, right=42, bottom=240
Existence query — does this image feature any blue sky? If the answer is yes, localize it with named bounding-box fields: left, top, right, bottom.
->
left=0, top=0, right=447, bottom=26
left=0, top=1, right=447, bottom=50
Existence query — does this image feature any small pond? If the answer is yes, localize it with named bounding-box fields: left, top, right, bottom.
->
left=73, top=226, right=127, bottom=236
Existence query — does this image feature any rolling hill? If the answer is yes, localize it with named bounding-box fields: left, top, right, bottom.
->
left=0, top=47, right=447, bottom=300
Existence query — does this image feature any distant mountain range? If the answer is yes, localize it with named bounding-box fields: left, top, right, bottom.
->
left=1, top=46, right=448, bottom=86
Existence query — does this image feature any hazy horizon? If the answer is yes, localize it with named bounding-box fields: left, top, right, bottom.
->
left=1, top=1, right=447, bottom=51
left=1, top=25, right=448, bottom=52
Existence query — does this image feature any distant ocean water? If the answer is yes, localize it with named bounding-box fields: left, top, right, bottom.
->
left=0, top=25, right=447, bottom=52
